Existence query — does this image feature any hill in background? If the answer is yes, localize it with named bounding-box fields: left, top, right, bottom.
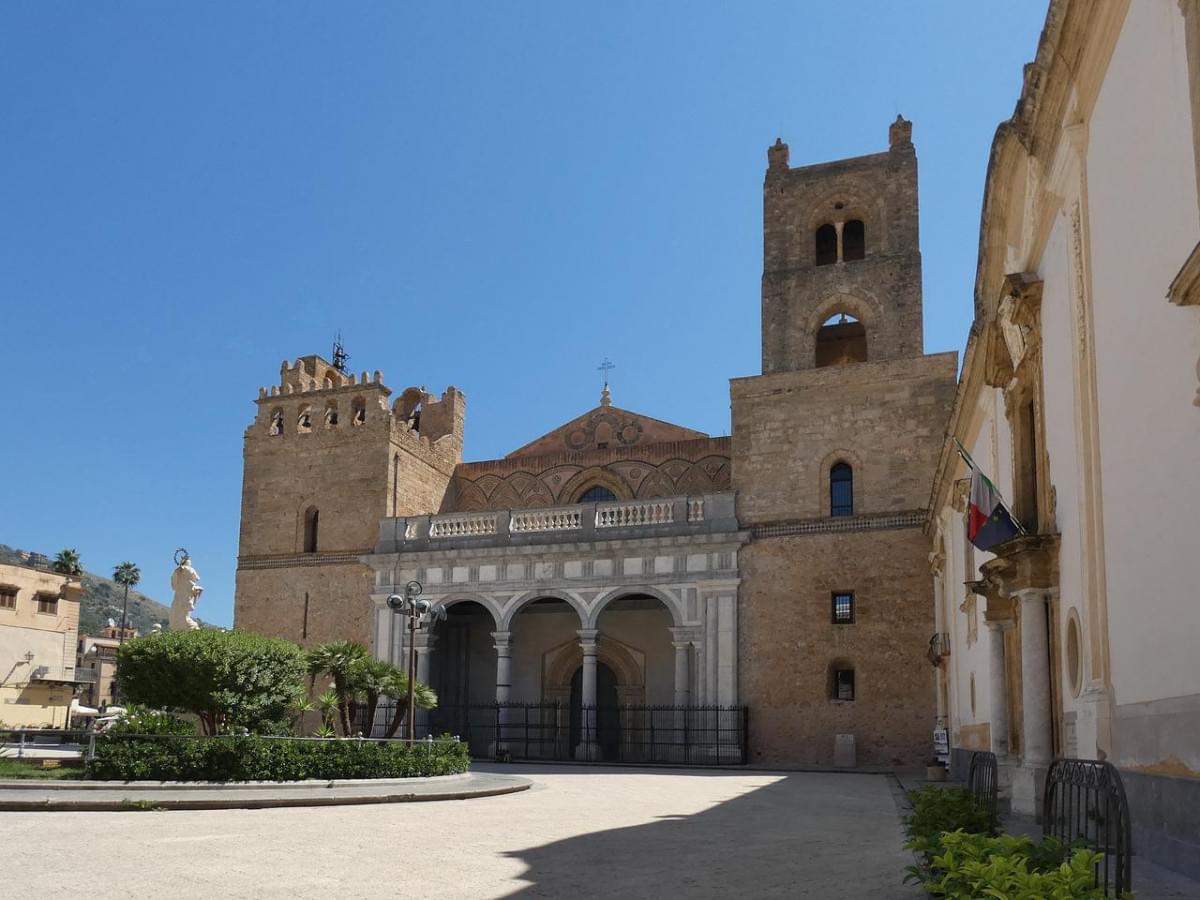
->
left=0, top=543, right=172, bottom=636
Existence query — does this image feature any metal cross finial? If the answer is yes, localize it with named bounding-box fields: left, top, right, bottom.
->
left=597, top=357, right=615, bottom=384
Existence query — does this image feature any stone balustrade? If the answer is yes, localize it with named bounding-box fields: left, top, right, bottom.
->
left=375, top=492, right=735, bottom=553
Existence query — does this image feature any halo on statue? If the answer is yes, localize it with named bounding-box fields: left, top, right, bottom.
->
left=174, top=547, right=189, bottom=566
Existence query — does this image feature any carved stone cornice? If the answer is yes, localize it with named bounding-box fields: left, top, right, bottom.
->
left=985, top=272, right=1044, bottom=389
left=977, top=533, right=1061, bottom=599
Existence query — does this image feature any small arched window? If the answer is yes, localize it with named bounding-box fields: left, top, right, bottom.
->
left=815, top=224, right=838, bottom=266
left=830, top=463, right=853, bottom=517
left=842, top=219, right=865, bottom=261
left=297, top=406, right=313, bottom=434
left=577, top=485, right=617, bottom=504
left=324, top=403, right=338, bottom=428
left=815, top=313, right=867, bottom=367
left=351, top=397, right=366, bottom=426
left=269, top=409, right=284, bottom=436
left=303, top=507, right=319, bottom=553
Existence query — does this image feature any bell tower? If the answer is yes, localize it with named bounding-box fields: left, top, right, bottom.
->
left=761, top=116, right=924, bottom=374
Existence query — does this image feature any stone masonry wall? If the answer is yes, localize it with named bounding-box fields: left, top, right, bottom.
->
left=730, top=353, right=957, bottom=524
left=739, top=525, right=936, bottom=767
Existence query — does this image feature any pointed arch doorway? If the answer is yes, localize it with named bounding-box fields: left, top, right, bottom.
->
left=570, top=661, right=620, bottom=760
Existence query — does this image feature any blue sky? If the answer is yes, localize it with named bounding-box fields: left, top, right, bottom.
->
left=0, top=2, right=1048, bottom=626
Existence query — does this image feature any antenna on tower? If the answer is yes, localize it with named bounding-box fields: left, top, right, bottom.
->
left=332, top=332, right=350, bottom=373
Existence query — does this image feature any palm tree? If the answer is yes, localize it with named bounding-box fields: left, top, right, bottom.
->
left=52, top=548, right=82, bottom=577
left=381, top=670, right=437, bottom=739
left=305, top=640, right=369, bottom=736
left=112, top=561, right=141, bottom=645
left=347, top=657, right=396, bottom=738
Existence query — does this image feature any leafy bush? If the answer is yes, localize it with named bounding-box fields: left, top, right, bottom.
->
left=906, top=830, right=1112, bottom=899
left=903, top=785, right=997, bottom=860
left=86, top=733, right=469, bottom=782
left=106, top=705, right=194, bottom=736
left=116, top=629, right=307, bottom=735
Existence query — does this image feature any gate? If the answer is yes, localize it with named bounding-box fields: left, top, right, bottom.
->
left=1042, top=758, right=1132, bottom=896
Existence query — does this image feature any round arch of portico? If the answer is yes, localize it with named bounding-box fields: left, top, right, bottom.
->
left=542, top=635, right=645, bottom=703
left=430, top=593, right=502, bottom=628
left=585, top=585, right=685, bottom=630
left=499, top=588, right=589, bottom=632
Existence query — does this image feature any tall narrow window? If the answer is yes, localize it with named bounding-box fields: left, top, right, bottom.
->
left=815, top=224, right=838, bottom=266
left=269, top=409, right=284, bottom=436
left=303, top=507, right=319, bottom=553
left=833, top=667, right=855, bottom=701
left=832, top=591, right=855, bottom=624
left=830, top=463, right=854, bottom=517
left=842, top=219, right=865, bottom=261
left=1016, top=400, right=1039, bottom=533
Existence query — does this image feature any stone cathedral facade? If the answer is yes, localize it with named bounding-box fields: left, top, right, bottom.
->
left=235, top=117, right=957, bottom=767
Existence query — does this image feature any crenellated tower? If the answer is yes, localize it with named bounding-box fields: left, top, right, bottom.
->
left=234, top=354, right=465, bottom=647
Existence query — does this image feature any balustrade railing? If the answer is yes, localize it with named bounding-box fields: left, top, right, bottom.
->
left=510, top=507, right=582, bottom=533
left=595, top=499, right=674, bottom=528
left=428, top=512, right=498, bottom=538
left=687, top=498, right=705, bottom=522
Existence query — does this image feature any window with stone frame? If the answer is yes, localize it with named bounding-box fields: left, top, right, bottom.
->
left=0, top=585, right=16, bottom=610
left=36, top=593, right=59, bottom=615
left=832, top=591, right=855, bottom=624
left=842, top=219, right=865, bottom=261
left=815, top=224, right=838, bottom=266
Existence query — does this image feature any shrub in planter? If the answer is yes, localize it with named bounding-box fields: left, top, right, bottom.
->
left=86, top=733, right=469, bottom=782
left=903, top=785, right=997, bottom=862
left=905, top=830, right=1112, bottom=899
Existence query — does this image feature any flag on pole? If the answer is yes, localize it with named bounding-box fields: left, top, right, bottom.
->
left=965, top=456, right=1022, bottom=551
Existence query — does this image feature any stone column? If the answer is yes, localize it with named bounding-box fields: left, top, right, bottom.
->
left=1018, top=591, right=1053, bottom=767
left=414, top=634, right=435, bottom=687
left=576, top=629, right=599, bottom=760
left=491, top=631, right=512, bottom=704
left=986, top=620, right=1012, bottom=758
left=669, top=627, right=691, bottom=706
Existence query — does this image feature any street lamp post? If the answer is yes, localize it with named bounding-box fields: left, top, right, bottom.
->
left=386, top=581, right=446, bottom=742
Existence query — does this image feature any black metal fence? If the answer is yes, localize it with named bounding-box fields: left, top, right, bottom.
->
left=357, top=702, right=748, bottom=766
left=967, top=749, right=999, bottom=830
left=1042, top=758, right=1132, bottom=896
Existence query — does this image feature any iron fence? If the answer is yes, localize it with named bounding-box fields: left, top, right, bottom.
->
left=967, top=749, right=998, bottom=830
left=356, top=702, right=748, bottom=766
left=1042, top=757, right=1132, bottom=896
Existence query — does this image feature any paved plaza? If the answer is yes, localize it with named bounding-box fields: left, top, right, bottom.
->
left=1, top=765, right=918, bottom=898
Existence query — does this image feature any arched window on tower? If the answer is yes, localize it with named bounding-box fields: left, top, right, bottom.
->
left=842, top=219, right=865, bottom=261
left=815, top=224, right=838, bottom=266
left=269, top=409, right=284, bottom=436
left=815, top=313, right=868, bottom=367
left=351, top=397, right=366, bottom=426
left=577, top=485, right=617, bottom=504
left=297, top=405, right=313, bottom=434
left=303, top=506, right=320, bottom=553
left=830, top=462, right=854, bottom=517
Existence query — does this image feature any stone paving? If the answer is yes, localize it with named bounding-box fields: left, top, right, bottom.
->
left=1, top=764, right=920, bottom=899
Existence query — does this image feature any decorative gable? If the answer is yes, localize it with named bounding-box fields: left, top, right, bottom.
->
left=506, top=404, right=709, bottom=458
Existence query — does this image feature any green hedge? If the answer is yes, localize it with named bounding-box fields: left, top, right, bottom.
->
left=86, top=734, right=469, bottom=782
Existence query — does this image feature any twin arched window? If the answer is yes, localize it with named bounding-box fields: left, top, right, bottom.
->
left=830, top=463, right=853, bottom=517
left=814, top=219, right=866, bottom=266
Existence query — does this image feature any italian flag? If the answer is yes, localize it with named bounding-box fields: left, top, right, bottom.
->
left=967, top=458, right=1021, bottom=551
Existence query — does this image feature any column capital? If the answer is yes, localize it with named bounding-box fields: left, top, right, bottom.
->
left=668, top=626, right=696, bottom=645
left=576, top=628, right=599, bottom=654
left=491, top=630, right=512, bottom=654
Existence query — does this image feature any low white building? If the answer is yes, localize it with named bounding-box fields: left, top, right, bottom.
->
left=929, top=0, right=1200, bottom=878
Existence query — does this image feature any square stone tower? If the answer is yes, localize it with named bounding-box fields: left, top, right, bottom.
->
left=732, top=118, right=959, bottom=767
left=233, top=355, right=464, bottom=648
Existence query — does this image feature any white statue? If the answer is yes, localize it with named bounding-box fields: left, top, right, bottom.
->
left=170, top=551, right=203, bottom=631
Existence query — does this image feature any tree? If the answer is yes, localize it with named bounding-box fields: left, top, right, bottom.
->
left=116, top=629, right=307, bottom=735
left=52, top=548, right=82, bottom=577
left=306, top=640, right=369, bottom=736
left=381, top=672, right=437, bottom=739
left=112, top=561, right=141, bottom=645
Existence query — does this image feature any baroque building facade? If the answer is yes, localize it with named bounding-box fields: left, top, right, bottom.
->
left=928, top=0, right=1200, bottom=877
left=235, top=118, right=956, bottom=768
